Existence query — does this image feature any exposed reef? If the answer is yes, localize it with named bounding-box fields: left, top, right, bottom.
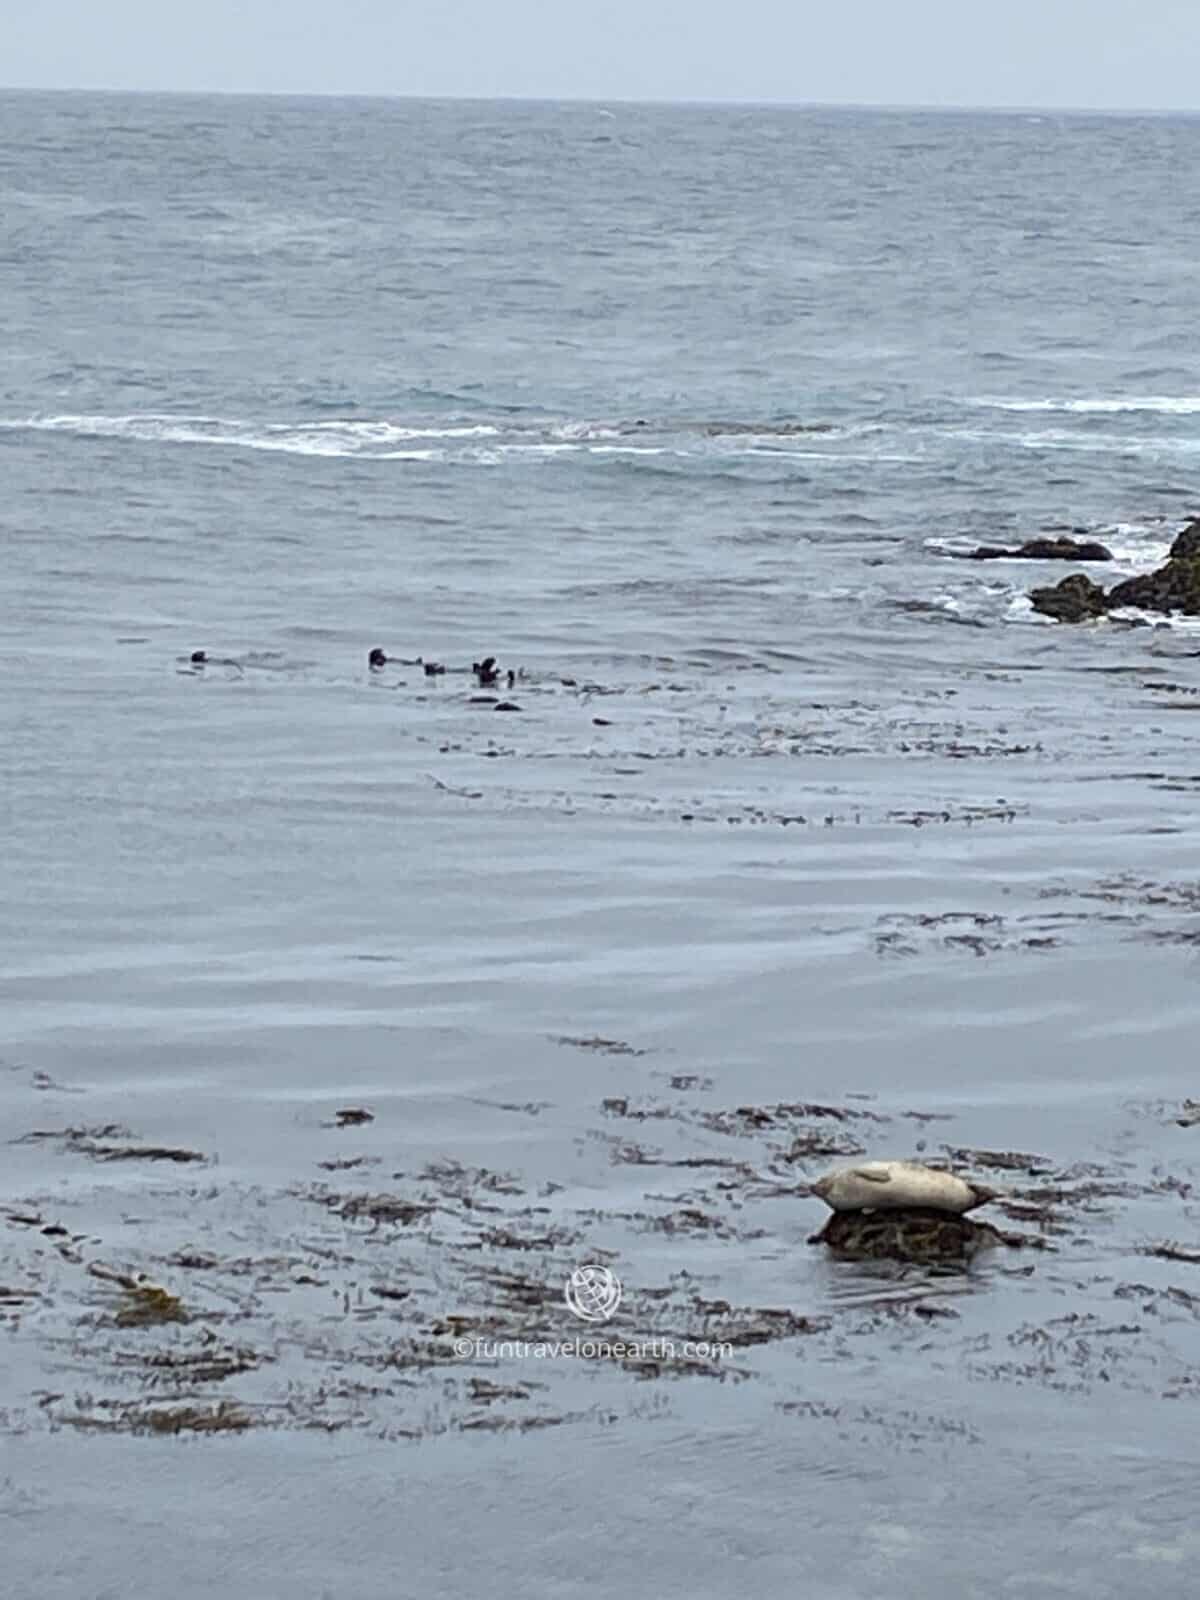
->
left=1029, top=573, right=1110, bottom=623
left=1031, top=520, right=1200, bottom=621
left=955, top=536, right=1113, bottom=563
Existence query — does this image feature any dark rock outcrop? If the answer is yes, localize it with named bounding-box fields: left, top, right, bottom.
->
left=955, top=536, right=1112, bottom=562
left=1169, top=519, right=1200, bottom=560
left=1030, top=574, right=1110, bottom=622
left=1030, top=515, right=1200, bottom=620
left=1105, top=556, right=1200, bottom=615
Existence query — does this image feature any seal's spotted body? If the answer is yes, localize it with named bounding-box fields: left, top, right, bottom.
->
left=812, top=1160, right=996, bottom=1215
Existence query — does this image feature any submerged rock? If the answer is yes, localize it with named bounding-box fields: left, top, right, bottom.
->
left=956, top=536, right=1113, bottom=562
left=1029, top=573, right=1110, bottom=623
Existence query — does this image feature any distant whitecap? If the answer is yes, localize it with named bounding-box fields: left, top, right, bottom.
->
left=975, top=395, right=1200, bottom=414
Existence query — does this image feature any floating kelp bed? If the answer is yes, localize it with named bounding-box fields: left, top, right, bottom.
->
left=3, top=1093, right=1200, bottom=1442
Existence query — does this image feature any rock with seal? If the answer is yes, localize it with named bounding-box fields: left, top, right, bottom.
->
left=809, top=1207, right=1006, bottom=1263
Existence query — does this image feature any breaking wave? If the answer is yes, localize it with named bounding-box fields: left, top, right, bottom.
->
left=974, top=396, right=1200, bottom=415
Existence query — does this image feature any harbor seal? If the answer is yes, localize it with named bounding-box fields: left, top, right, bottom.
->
left=811, top=1160, right=996, bottom=1215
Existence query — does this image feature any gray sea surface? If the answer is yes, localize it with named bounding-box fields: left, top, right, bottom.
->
left=3, top=91, right=1200, bottom=1597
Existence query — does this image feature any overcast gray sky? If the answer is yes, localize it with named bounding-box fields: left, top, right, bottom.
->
left=5, top=0, right=1199, bottom=109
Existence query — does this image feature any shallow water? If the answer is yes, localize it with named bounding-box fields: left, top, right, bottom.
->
left=2, top=91, right=1200, bottom=1597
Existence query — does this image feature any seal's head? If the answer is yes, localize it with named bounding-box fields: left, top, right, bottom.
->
left=190, top=650, right=207, bottom=665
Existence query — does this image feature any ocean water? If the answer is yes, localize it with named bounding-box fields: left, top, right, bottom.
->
left=3, top=92, right=1200, bottom=1597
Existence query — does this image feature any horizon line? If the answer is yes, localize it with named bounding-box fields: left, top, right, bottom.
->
left=1, top=84, right=1197, bottom=118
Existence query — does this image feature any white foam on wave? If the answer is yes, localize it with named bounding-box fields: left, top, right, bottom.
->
left=976, top=396, right=1200, bottom=415
left=0, top=412, right=231, bottom=439
left=1096, top=525, right=1176, bottom=571
left=306, top=420, right=500, bottom=440
left=744, top=446, right=920, bottom=463
left=0, top=412, right=499, bottom=458
left=6, top=413, right=903, bottom=467
left=1105, top=607, right=1200, bottom=632
left=4, top=412, right=907, bottom=470
left=942, top=423, right=1200, bottom=456
left=1029, top=431, right=1200, bottom=456
left=923, top=538, right=975, bottom=557
left=1006, top=593, right=1038, bottom=622
left=587, top=445, right=669, bottom=456
left=497, top=442, right=581, bottom=456
left=548, top=421, right=622, bottom=441
left=0, top=412, right=672, bottom=461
